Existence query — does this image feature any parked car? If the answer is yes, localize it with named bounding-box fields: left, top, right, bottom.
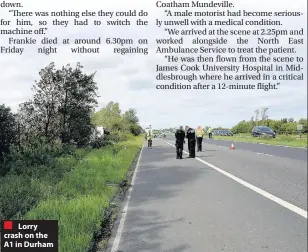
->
left=252, top=126, right=276, bottom=138
left=223, top=130, right=233, bottom=136
left=213, top=130, right=233, bottom=136
left=220, top=130, right=227, bottom=136
left=213, top=130, right=220, bottom=136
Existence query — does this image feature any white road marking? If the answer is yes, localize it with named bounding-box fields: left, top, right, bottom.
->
left=204, top=139, right=307, bottom=149
left=256, top=152, right=273, bottom=156
left=110, top=143, right=144, bottom=252
left=164, top=140, right=307, bottom=219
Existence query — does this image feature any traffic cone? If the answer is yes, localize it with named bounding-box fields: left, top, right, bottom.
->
left=230, top=142, right=235, bottom=150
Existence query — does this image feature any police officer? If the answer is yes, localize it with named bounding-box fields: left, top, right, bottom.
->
left=185, top=126, right=190, bottom=151
left=196, top=126, right=205, bottom=151
left=175, top=126, right=185, bottom=159
left=146, top=129, right=153, bottom=148
left=208, top=127, right=213, bottom=139
left=186, top=126, right=196, bottom=158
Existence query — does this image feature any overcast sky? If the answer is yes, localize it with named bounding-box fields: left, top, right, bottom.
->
left=0, top=0, right=306, bottom=129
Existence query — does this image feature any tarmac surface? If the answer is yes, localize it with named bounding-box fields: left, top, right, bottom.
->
left=203, top=138, right=307, bottom=161
left=106, top=138, right=307, bottom=252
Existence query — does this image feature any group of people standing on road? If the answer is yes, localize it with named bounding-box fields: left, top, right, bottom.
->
left=145, top=125, right=213, bottom=160
left=174, top=126, right=213, bottom=159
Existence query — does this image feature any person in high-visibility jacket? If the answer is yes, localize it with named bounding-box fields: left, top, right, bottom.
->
left=196, top=126, right=205, bottom=151
left=208, top=127, right=213, bottom=139
left=146, top=130, right=153, bottom=148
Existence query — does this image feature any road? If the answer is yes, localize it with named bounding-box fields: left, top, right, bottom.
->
left=203, top=138, right=307, bottom=161
left=106, top=137, right=307, bottom=252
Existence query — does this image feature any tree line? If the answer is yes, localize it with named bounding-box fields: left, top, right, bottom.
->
left=161, top=117, right=307, bottom=135
left=0, top=62, right=142, bottom=177
left=199, top=118, right=307, bottom=135
left=228, top=108, right=307, bottom=134
left=230, top=118, right=308, bottom=135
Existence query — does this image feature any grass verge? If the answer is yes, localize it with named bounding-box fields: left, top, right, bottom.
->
left=212, top=134, right=307, bottom=148
left=23, top=135, right=144, bottom=252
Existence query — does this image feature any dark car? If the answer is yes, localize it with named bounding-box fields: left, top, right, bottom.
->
left=220, top=130, right=228, bottom=136
left=224, top=130, right=233, bottom=136
left=217, top=130, right=224, bottom=136
left=252, top=126, right=276, bottom=138
left=213, top=130, right=221, bottom=136
left=213, top=130, right=233, bottom=136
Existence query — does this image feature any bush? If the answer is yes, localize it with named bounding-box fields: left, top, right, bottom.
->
left=91, top=102, right=142, bottom=143
left=0, top=104, right=17, bottom=160
left=0, top=153, right=82, bottom=221
left=0, top=175, right=44, bottom=221
left=90, top=137, right=107, bottom=149
left=1, top=138, right=77, bottom=177
left=106, top=131, right=133, bottom=143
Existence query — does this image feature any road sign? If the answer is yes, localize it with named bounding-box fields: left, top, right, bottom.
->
left=297, top=124, right=303, bottom=131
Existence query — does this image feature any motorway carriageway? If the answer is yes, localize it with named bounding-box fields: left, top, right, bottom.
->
left=106, top=137, right=307, bottom=252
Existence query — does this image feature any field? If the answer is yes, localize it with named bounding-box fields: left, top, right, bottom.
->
left=212, top=133, right=307, bottom=148
left=21, top=136, right=143, bottom=252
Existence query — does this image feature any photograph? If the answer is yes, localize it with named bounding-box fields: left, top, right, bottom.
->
left=0, top=0, right=307, bottom=251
